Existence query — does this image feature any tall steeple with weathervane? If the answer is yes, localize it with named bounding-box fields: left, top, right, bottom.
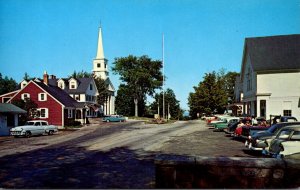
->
left=93, top=27, right=109, bottom=79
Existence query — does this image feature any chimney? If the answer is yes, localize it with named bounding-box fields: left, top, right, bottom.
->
left=43, top=71, right=49, bottom=85
left=49, top=74, right=56, bottom=79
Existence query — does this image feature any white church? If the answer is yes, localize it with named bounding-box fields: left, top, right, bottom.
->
left=92, top=27, right=115, bottom=115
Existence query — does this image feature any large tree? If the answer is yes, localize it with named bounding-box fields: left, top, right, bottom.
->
left=0, top=73, right=17, bottom=95
left=150, top=88, right=183, bottom=120
left=115, top=84, right=146, bottom=116
left=188, top=71, right=227, bottom=118
left=112, top=55, right=163, bottom=117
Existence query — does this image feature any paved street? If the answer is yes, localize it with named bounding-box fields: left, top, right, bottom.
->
left=0, top=119, right=257, bottom=188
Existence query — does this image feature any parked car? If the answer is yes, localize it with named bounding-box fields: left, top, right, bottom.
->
left=10, top=120, right=58, bottom=138
left=223, top=121, right=239, bottom=135
left=266, top=125, right=300, bottom=158
left=245, top=122, right=300, bottom=151
left=102, top=115, right=126, bottom=122
left=242, top=116, right=298, bottom=140
left=213, top=117, right=240, bottom=131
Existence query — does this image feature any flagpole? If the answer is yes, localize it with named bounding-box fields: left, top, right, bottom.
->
left=162, top=33, right=165, bottom=120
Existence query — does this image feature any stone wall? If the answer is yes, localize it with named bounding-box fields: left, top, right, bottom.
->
left=155, top=155, right=300, bottom=188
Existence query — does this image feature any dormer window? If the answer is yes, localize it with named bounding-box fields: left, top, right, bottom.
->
left=58, top=81, right=65, bottom=89
left=90, top=84, right=93, bottom=90
left=69, top=78, right=78, bottom=89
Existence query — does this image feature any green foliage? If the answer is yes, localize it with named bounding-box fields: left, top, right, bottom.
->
left=188, top=70, right=230, bottom=119
left=94, top=77, right=111, bottom=106
left=112, top=55, right=163, bottom=117
left=115, top=84, right=146, bottom=116
left=69, top=70, right=93, bottom=78
left=11, top=98, right=38, bottom=125
left=0, top=73, right=17, bottom=95
left=150, top=88, right=183, bottom=120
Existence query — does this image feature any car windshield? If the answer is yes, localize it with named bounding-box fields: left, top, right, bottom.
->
left=25, top=121, right=35, bottom=125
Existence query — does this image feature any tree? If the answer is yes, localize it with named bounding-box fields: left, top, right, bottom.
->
left=112, top=55, right=163, bottom=117
left=222, top=71, right=240, bottom=104
left=115, top=84, right=146, bottom=116
left=188, top=71, right=227, bottom=119
left=23, top=72, right=30, bottom=81
left=94, top=77, right=110, bottom=107
left=69, top=70, right=93, bottom=78
left=150, top=88, right=183, bottom=120
left=11, top=98, right=38, bottom=125
left=0, top=73, right=17, bottom=95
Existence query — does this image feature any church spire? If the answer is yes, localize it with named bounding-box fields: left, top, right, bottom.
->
left=93, top=26, right=108, bottom=80
left=96, top=27, right=105, bottom=59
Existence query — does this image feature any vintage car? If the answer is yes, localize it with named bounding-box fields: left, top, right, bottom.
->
left=212, top=117, right=240, bottom=131
left=245, top=122, right=300, bottom=151
left=242, top=116, right=298, bottom=140
left=266, top=125, right=300, bottom=158
left=10, top=120, right=58, bottom=138
left=102, top=115, right=126, bottom=122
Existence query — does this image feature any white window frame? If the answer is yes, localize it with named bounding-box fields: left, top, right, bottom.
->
left=37, top=108, right=49, bottom=118
left=38, top=93, right=47, bottom=101
left=21, top=93, right=30, bottom=100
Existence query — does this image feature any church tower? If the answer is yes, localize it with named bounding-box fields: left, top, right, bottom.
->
left=92, top=26, right=115, bottom=115
left=93, top=27, right=109, bottom=79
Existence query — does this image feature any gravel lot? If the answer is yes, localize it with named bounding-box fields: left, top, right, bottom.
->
left=0, top=119, right=260, bottom=188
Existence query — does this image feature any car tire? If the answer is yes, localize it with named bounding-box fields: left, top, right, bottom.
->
left=25, top=131, right=31, bottom=138
left=106, top=120, right=110, bottom=122
left=48, top=130, right=54, bottom=135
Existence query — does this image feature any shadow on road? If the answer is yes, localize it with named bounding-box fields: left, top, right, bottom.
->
left=0, top=146, right=156, bottom=188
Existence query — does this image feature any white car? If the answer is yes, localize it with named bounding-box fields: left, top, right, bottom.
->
left=267, top=125, right=300, bottom=158
left=10, top=120, right=58, bottom=138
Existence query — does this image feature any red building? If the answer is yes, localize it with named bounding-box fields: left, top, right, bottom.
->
left=2, top=72, right=87, bottom=127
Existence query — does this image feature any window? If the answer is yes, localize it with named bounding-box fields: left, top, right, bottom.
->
left=37, top=108, right=48, bottom=118
left=246, top=68, right=252, bottom=91
left=97, top=63, right=100, bottom=68
left=41, top=122, right=48, bottom=126
left=260, top=100, right=266, bottom=117
left=90, top=84, right=93, bottom=90
left=38, top=93, right=47, bottom=101
left=68, top=109, right=73, bottom=118
left=21, top=93, right=30, bottom=100
left=291, top=131, right=300, bottom=140
left=58, top=81, right=65, bottom=89
left=75, top=95, right=80, bottom=101
left=283, top=110, right=292, bottom=116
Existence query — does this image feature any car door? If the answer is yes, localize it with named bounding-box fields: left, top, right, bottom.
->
left=34, top=122, right=44, bottom=135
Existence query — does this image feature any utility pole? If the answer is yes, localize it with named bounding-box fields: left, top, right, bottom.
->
left=162, top=33, right=165, bottom=120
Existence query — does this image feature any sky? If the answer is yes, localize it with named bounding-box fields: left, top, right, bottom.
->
left=0, top=0, right=299, bottom=110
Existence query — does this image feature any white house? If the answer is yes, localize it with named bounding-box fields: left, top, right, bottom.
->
left=236, top=34, right=300, bottom=120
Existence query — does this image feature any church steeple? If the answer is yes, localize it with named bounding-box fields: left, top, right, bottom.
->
left=93, top=27, right=109, bottom=79
left=96, top=27, right=105, bottom=59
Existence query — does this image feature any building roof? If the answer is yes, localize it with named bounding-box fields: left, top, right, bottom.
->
left=49, top=77, right=94, bottom=94
left=34, top=81, right=79, bottom=108
left=245, top=34, right=300, bottom=72
left=0, top=103, right=26, bottom=113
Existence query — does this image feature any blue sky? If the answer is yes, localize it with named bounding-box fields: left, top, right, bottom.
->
left=1, top=0, right=299, bottom=110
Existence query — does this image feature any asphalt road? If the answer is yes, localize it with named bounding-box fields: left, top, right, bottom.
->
left=0, top=119, right=258, bottom=188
